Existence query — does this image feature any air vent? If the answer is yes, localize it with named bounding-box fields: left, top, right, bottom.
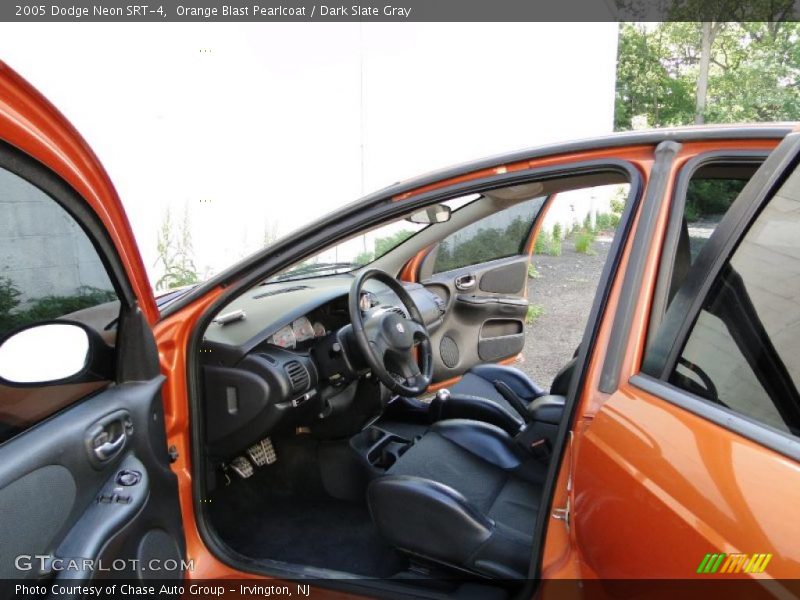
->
left=253, top=285, right=310, bottom=300
left=285, top=361, right=310, bottom=393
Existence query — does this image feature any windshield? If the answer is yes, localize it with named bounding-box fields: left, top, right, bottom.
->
left=268, top=195, right=478, bottom=282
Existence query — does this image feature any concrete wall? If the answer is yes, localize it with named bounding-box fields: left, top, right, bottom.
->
left=0, top=168, right=112, bottom=308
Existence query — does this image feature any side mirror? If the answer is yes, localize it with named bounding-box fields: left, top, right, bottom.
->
left=407, top=204, right=452, bottom=225
left=0, top=321, right=114, bottom=386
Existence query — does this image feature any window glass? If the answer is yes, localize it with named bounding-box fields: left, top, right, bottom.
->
left=433, top=196, right=546, bottom=273
left=683, top=176, right=749, bottom=261
left=657, top=165, right=758, bottom=318
left=669, top=162, right=800, bottom=436
left=269, top=194, right=480, bottom=282
left=0, top=165, right=119, bottom=443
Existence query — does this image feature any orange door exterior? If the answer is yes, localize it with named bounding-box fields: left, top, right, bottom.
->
left=541, top=135, right=800, bottom=585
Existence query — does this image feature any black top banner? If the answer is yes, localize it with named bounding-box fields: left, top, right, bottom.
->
left=4, top=0, right=800, bottom=22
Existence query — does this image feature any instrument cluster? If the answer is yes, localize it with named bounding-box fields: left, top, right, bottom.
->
left=267, top=316, right=327, bottom=350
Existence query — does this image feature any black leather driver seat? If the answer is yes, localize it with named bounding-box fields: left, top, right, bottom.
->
left=367, top=419, right=546, bottom=579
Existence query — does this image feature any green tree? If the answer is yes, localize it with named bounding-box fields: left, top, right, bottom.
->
left=352, top=229, right=415, bottom=266
left=154, top=206, right=200, bottom=291
left=615, top=21, right=800, bottom=130
left=614, top=23, right=695, bottom=130
left=375, top=230, right=414, bottom=257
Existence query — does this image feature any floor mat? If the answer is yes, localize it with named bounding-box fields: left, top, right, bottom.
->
left=208, top=435, right=407, bottom=578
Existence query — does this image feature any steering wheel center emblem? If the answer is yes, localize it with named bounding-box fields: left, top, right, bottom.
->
left=396, top=323, right=405, bottom=333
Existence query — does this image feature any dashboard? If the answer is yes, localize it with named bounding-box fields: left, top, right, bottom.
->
left=200, top=275, right=445, bottom=458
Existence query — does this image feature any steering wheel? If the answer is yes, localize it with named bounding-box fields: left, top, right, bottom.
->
left=349, top=269, right=433, bottom=397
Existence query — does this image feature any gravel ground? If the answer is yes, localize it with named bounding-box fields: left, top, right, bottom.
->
left=519, top=238, right=612, bottom=389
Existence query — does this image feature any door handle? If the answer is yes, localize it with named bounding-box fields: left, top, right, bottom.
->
left=93, top=433, right=126, bottom=461
left=85, top=410, right=132, bottom=467
left=455, top=274, right=476, bottom=291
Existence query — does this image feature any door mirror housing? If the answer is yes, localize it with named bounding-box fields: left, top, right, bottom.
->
left=407, top=204, right=452, bottom=225
left=0, top=321, right=114, bottom=386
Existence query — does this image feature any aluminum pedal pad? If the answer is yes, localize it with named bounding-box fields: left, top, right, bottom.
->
left=229, top=456, right=254, bottom=479
left=247, top=437, right=277, bottom=467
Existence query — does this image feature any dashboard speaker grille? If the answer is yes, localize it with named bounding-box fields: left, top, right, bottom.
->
left=440, top=336, right=459, bottom=368
left=285, top=361, right=310, bottom=392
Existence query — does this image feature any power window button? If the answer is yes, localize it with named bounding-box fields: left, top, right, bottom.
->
left=116, top=469, right=141, bottom=486
left=115, top=495, right=132, bottom=504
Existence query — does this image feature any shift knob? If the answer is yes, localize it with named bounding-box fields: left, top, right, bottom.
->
left=435, top=388, right=451, bottom=403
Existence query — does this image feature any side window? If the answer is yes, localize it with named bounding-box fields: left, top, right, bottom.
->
left=657, top=160, right=761, bottom=315
left=432, top=196, right=546, bottom=273
left=668, top=160, right=800, bottom=437
left=683, top=175, right=749, bottom=259
left=0, top=165, right=119, bottom=442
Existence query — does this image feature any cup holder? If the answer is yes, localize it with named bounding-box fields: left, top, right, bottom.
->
left=366, top=427, right=385, bottom=444
left=358, top=426, right=412, bottom=470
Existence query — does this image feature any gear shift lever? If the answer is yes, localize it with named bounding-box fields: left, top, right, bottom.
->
left=429, top=388, right=450, bottom=423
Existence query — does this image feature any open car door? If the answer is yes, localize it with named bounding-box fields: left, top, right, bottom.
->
left=0, top=64, right=185, bottom=590
left=408, top=194, right=549, bottom=384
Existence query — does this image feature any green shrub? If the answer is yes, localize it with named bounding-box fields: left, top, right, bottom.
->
left=684, top=202, right=701, bottom=222
left=435, top=216, right=532, bottom=272
left=582, top=213, right=594, bottom=233
left=0, top=284, right=116, bottom=335
left=525, top=304, right=544, bottom=325
left=574, top=230, right=596, bottom=255
left=527, top=263, right=540, bottom=279
left=534, top=228, right=562, bottom=257
left=22, top=287, right=117, bottom=322
left=0, top=277, right=22, bottom=332
left=533, top=229, right=550, bottom=254
left=0, top=277, right=21, bottom=315
left=610, top=189, right=627, bottom=215
left=686, top=179, right=747, bottom=219
left=354, top=250, right=375, bottom=265
left=552, top=222, right=562, bottom=241
left=595, top=212, right=622, bottom=231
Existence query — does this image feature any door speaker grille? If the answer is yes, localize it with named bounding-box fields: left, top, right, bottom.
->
left=440, top=336, right=459, bottom=368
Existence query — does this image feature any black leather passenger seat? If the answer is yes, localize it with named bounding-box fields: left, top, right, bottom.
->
left=367, top=419, right=546, bottom=579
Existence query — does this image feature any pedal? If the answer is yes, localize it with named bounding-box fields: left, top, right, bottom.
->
left=247, top=438, right=277, bottom=467
left=229, top=456, right=254, bottom=479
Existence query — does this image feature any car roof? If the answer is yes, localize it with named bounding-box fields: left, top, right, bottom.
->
left=388, top=123, right=797, bottom=196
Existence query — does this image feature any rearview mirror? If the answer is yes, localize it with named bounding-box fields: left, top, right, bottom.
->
left=407, top=204, right=452, bottom=225
left=0, top=321, right=112, bottom=386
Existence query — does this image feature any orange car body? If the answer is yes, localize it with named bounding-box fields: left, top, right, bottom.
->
left=2, top=61, right=798, bottom=591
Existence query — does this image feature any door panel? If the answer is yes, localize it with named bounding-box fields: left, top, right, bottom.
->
left=422, top=255, right=530, bottom=381
left=0, top=377, right=185, bottom=582
left=0, top=64, right=186, bottom=590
